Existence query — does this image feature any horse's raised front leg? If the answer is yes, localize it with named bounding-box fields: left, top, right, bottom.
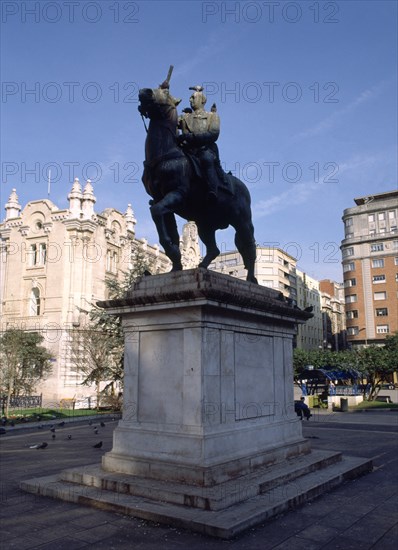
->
left=150, top=192, right=183, bottom=271
left=196, top=223, right=220, bottom=269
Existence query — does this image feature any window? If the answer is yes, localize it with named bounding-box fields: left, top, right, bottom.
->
left=375, top=308, right=388, bottom=317
left=372, top=259, right=384, bottom=268
left=343, top=262, right=355, bottom=272
left=106, top=250, right=118, bottom=273
left=345, top=218, right=353, bottom=227
left=343, top=247, right=354, bottom=257
left=347, top=326, right=359, bottom=336
left=345, top=294, right=357, bottom=303
left=112, top=251, right=118, bottom=272
left=389, top=211, right=396, bottom=220
left=374, top=291, right=387, bottom=301
left=29, top=288, right=41, bottom=316
left=28, top=242, right=46, bottom=266
left=346, top=310, right=358, bottom=319
left=224, top=258, right=238, bottom=267
left=378, top=212, right=386, bottom=221
left=391, top=226, right=397, bottom=233
left=376, top=325, right=389, bottom=334
left=39, top=243, right=46, bottom=265
left=393, top=241, right=398, bottom=250
left=29, top=244, right=37, bottom=266
left=345, top=278, right=356, bottom=287
left=372, top=274, right=386, bottom=284
left=262, top=280, right=274, bottom=288
left=395, top=258, right=398, bottom=266
left=368, top=214, right=375, bottom=223
left=370, top=243, right=384, bottom=252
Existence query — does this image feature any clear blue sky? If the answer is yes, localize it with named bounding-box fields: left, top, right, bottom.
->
left=1, top=0, right=397, bottom=281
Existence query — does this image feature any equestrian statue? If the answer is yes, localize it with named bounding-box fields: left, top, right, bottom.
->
left=138, top=66, right=258, bottom=283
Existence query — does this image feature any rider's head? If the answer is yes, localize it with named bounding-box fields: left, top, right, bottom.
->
left=189, top=86, right=206, bottom=111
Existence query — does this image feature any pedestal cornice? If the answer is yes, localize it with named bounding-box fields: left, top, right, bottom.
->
left=98, top=268, right=312, bottom=324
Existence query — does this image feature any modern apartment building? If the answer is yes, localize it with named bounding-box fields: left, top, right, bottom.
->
left=0, top=181, right=173, bottom=403
left=209, top=246, right=297, bottom=298
left=341, top=190, right=398, bottom=347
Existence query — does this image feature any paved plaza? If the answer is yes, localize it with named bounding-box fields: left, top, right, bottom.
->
left=0, top=409, right=397, bottom=549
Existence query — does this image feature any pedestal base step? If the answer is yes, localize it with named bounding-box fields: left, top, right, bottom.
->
left=21, top=451, right=372, bottom=539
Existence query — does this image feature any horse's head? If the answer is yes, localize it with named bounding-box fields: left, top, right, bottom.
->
left=139, top=86, right=181, bottom=122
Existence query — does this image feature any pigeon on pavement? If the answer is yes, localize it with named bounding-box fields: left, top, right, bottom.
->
left=30, top=442, right=48, bottom=449
left=93, top=441, right=103, bottom=449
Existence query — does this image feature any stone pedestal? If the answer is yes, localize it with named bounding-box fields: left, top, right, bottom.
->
left=101, top=268, right=311, bottom=485
left=21, top=269, right=372, bottom=538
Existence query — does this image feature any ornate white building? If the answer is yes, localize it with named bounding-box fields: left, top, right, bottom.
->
left=0, top=181, right=184, bottom=404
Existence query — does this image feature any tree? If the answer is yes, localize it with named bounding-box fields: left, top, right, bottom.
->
left=69, top=248, right=153, bottom=408
left=69, top=324, right=123, bottom=410
left=348, top=343, right=397, bottom=400
left=293, top=338, right=398, bottom=401
left=293, top=348, right=347, bottom=376
left=0, top=329, right=53, bottom=417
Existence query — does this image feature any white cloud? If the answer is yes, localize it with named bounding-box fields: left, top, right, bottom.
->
left=253, top=180, right=320, bottom=219
left=253, top=149, right=395, bottom=219
left=294, top=80, right=388, bottom=140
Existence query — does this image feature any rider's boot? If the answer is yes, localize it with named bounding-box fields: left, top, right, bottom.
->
left=204, top=166, right=219, bottom=203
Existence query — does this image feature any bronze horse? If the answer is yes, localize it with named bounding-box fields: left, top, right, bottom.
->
left=138, top=84, right=258, bottom=283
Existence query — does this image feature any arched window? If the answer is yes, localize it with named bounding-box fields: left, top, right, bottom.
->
left=29, top=288, right=41, bottom=316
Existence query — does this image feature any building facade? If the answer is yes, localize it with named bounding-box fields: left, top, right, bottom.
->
left=295, top=270, right=323, bottom=351
left=319, top=279, right=347, bottom=351
left=341, top=190, right=398, bottom=347
left=0, top=181, right=175, bottom=404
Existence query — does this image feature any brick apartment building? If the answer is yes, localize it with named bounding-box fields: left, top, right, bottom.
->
left=341, top=190, right=398, bottom=347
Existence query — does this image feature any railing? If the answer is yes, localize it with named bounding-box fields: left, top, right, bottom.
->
left=1, top=395, right=42, bottom=409
left=329, top=386, right=361, bottom=396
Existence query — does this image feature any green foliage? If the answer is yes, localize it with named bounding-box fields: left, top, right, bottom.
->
left=293, top=349, right=346, bottom=375
left=349, top=345, right=395, bottom=400
left=0, top=329, right=53, bottom=416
